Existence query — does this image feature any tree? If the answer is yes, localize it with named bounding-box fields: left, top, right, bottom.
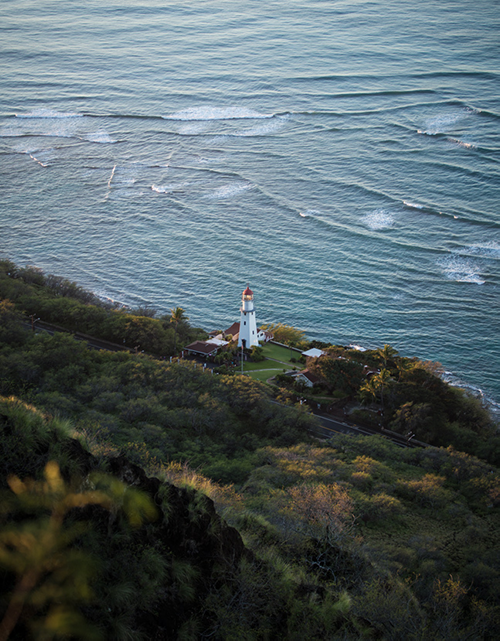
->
left=373, top=368, right=393, bottom=410
left=376, top=344, right=398, bottom=369
left=390, top=401, right=434, bottom=439
left=358, top=377, right=378, bottom=405
left=0, top=300, right=25, bottom=345
left=311, top=356, right=364, bottom=395
left=259, top=323, right=306, bottom=348
left=169, top=307, right=189, bottom=353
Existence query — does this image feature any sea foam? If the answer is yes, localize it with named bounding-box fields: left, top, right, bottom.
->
left=437, top=255, right=484, bottom=284
left=417, top=110, right=469, bottom=135
left=361, top=209, right=395, bottom=230
left=16, top=109, right=82, bottom=119
left=82, top=132, right=117, bottom=144
left=207, top=182, right=254, bottom=199
left=163, top=106, right=273, bottom=121
left=459, top=241, right=500, bottom=260
left=152, top=183, right=190, bottom=194
left=233, top=116, right=289, bottom=137
left=403, top=201, right=425, bottom=210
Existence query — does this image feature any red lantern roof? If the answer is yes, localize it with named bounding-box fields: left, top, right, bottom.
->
left=243, top=285, right=253, bottom=296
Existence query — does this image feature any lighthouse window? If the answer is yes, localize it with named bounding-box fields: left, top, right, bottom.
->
left=244, top=321, right=246, bottom=325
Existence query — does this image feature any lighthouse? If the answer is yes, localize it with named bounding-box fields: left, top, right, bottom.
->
left=238, top=285, right=259, bottom=348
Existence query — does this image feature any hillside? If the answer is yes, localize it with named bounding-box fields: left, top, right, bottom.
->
left=0, top=262, right=499, bottom=639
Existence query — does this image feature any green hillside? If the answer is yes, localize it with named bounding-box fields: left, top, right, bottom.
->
left=0, top=261, right=499, bottom=639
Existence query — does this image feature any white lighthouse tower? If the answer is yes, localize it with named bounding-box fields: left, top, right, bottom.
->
left=238, top=285, right=259, bottom=348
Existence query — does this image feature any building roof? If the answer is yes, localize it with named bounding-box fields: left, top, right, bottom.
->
left=208, top=338, right=229, bottom=347
left=298, top=369, right=321, bottom=384
left=302, top=348, right=326, bottom=358
left=184, top=341, right=219, bottom=355
left=224, top=322, right=240, bottom=337
left=243, top=285, right=253, bottom=296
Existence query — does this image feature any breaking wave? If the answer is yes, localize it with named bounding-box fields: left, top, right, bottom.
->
left=81, top=131, right=117, bottom=143
left=403, top=201, right=425, bottom=210
left=16, top=109, right=82, bottom=118
left=458, top=241, right=500, bottom=260
left=162, top=106, right=273, bottom=121
left=152, top=183, right=190, bottom=194
left=447, top=137, right=477, bottom=149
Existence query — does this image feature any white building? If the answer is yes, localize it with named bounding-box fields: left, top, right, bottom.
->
left=238, top=285, right=259, bottom=348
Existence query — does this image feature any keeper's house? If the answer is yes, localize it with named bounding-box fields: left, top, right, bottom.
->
left=182, top=337, right=228, bottom=358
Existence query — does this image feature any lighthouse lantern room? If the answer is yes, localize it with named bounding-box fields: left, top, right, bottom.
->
left=238, top=285, right=259, bottom=348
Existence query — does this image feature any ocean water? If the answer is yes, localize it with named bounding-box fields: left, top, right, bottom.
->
left=1, top=1, right=499, bottom=414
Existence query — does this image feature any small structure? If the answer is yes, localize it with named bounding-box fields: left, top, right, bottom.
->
left=183, top=341, right=221, bottom=358
left=294, top=369, right=321, bottom=388
left=302, top=348, right=325, bottom=359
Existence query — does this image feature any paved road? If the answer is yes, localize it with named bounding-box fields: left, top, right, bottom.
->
left=28, top=320, right=132, bottom=353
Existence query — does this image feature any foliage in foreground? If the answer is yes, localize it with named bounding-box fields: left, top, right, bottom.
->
left=0, top=391, right=499, bottom=639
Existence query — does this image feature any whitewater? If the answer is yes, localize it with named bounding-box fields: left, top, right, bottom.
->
left=0, top=0, right=499, bottom=416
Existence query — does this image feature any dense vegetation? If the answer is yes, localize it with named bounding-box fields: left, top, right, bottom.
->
left=0, top=260, right=206, bottom=357
left=0, top=261, right=499, bottom=639
left=298, top=344, right=499, bottom=465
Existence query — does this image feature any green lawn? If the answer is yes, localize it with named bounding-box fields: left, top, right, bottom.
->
left=242, top=359, right=288, bottom=382
left=246, top=368, right=284, bottom=383
left=243, top=360, right=282, bottom=371
left=260, top=342, right=301, bottom=367
left=241, top=342, right=302, bottom=382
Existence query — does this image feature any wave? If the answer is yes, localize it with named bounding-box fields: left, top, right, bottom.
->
left=361, top=209, right=395, bottom=230
left=417, top=107, right=478, bottom=136
left=403, top=201, right=425, bottom=210
left=436, top=255, right=485, bottom=285
left=291, top=70, right=499, bottom=83
left=299, top=209, right=321, bottom=218
left=177, top=121, right=212, bottom=135
left=324, top=89, right=437, bottom=99
left=152, top=183, right=190, bottom=194
left=28, top=153, right=49, bottom=167
left=402, top=201, right=450, bottom=217
left=231, top=116, right=290, bottom=137
left=162, top=106, right=274, bottom=121
left=80, top=131, right=117, bottom=144
left=446, top=137, right=477, bottom=150
left=441, top=371, right=500, bottom=421
left=15, top=109, right=82, bottom=119
left=457, top=241, right=500, bottom=260
left=206, top=182, right=254, bottom=199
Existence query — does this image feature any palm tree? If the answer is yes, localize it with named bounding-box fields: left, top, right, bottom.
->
left=373, top=368, right=392, bottom=411
left=376, top=344, right=398, bottom=369
left=395, top=358, right=414, bottom=382
left=359, top=377, right=377, bottom=405
left=170, top=307, right=188, bottom=353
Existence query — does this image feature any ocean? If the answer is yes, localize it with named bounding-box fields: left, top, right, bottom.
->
left=1, top=0, right=499, bottom=415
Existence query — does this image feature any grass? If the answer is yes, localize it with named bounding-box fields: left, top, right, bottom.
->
left=246, top=369, right=284, bottom=383
left=240, top=342, right=302, bottom=382
left=243, top=360, right=287, bottom=372
left=260, top=342, right=301, bottom=367
left=241, top=360, right=285, bottom=383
